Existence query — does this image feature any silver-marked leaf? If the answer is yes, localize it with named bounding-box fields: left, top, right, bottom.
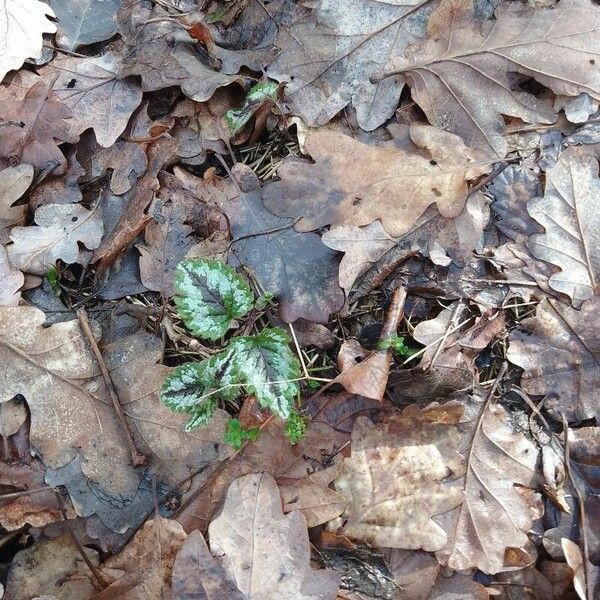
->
left=161, top=352, right=238, bottom=430
left=174, top=259, right=254, bottom=341
left=229, top=328, right=300, bottom=419
left=225, top=80, right=279, bottom=135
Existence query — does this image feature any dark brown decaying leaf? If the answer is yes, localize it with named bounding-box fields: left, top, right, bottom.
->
left=262, top=125, right=488, bottom=237
left=175, top=164, right=344, bottom=323
left=526, top=147, right=600, bottom=308
left=508, top=297, right=600, bottom=423
left=208, top=472, right=340, bottom=599
left=375, top=0, right=600, bottom=157
left=172, top=530, right=244, bottom=600
left=137, top=198, right=195, bottom=297
left=334, top=404, right=465, bottom=550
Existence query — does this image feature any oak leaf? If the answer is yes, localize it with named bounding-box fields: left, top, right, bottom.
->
left=0, top=0, right=56, bottom=83
left=208, top=472, right=340, bottom=599
left=375, top=0, right=600, bottom=157
left=262, top=125, right=488, bottom=237
left=39, top=53, right=143, bottom=147
left=527, top=147, right=600, bottom=308
left=0, top=164, right=32, bottom=244
left=334, top=404, right=465, bottom=550
left=0, top=245, right=22, bottom=306
left=508, top=297, right=600, bottom=423
left=7, top=203, right=103, bottom=275
left=0, top=81, right=79, bottom=174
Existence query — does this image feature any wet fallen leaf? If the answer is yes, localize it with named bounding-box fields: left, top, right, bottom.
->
left=208, top=472, right=340, bottom=599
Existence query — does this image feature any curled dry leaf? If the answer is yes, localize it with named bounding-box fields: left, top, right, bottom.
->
left=208, top=472, right=340, bottom=599
left=263, top=124, right=488, bottom=237
left=527, top=147, right=600, bottom=308
left=321, top=221, right=396, bottom=295
left=334, top=403, right=465, bottom=551
left=7, top=203, right=103, bottom=275
left=0, top=164, right=32, bottom=243
left=508, top=297, right=600, bottom=422
left=376, top=0, right=600, bottom=157
left=0, top=0, right=57, bottom=83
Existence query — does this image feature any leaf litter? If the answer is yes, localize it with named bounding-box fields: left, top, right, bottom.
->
left=1, top=0, right=600, bottom=597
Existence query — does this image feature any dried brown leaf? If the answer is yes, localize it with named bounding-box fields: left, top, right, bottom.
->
left=0, top=244, right=23, bottom=305
left=527, top=147, right=600, bottom=308
left=208, top=472, right=340, bottom=599
left=508, top=297, right=600, bottom=422
left=262, top=125, right=487, bottom=237
left=0, top=164, right=31, bottom=243
left=0, top=81, right=79, bottom=174
left=334, top=404, right=465, bottom=550
left=376, top=0, right=600, bottom=157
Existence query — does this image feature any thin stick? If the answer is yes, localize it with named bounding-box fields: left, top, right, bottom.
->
left=77, top=308, right=147, bottom=467
left=289, top=322, right=310, bottom=380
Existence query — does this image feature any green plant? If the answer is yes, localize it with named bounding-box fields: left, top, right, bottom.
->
left=161, top=259, right=303, bottom=439
left=377, top=334, right=413, bottom=357
left=224, top=418, right=260, bottom=450
left=284, top=412, right=306, bottom=444
left=225, top=81, right=280, bottom=136
left=47, top=266, right=61, bottom=296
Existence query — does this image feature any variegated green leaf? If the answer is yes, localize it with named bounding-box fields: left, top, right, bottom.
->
left=174, top=259, right=254, bottom=341
left=229, top=328, right=300, bottom=419
left=161, top=352, right=239, bottom=429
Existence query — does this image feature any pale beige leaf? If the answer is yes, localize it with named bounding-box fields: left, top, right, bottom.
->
left=334, top=404, right=465, bottom=551
left=437, top=398, right=540, bottom=574
left=561, top=539, right=586, bottom=600
left=322, top=222, right=396, bottom=294
left=508, top=297, right=600, bottom=422
left=527, top=147, right=600, bottom=308
left=8, top=203, right=103, bottom=275
left=263, top=124, right=488, bottom=237
left=0, top=244, right=23, bottom=306
left=376, top=0, right=600, bottom=157
left=0, top=0, right=57, bottom=83
left=39, top=52, right=143, bottom=147
left=0, top=164, right=32, bottom=244
left=208, top=472, right=340, bottom=599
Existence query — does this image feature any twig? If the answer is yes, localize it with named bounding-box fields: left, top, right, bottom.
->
left=289, top=322, right=310, bottom=379
left=77, top=308, right=147, bottom=467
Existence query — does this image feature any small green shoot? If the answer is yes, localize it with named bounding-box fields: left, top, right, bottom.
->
left=47, top=266, right=61, bottom=296
left=285, top=412, right=306, bottom=444
left=224, top=418, right=260, bottom=450
left=225, top=81, right=279, bottom=136
left=377, top=334, right=413, bottom=357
